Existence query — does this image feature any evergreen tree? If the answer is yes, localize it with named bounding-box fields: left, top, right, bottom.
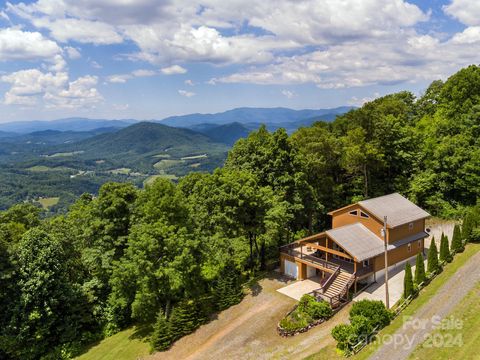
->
left=403, top=262, right=414, bottom=299
left=439, top=233, right=451, bottom=263
left=462, top=212, right=474, bottom=243
left=427, top=238, right=439, bottom=274
left=150, top=312, right=173, bottom=352
left=169, top=300, right=202, bottom=340
left=451, top=224, right=463, bottom=253
left=414, top=253, right=426, bottom=286
left=214, top=265, right=244, bottom=310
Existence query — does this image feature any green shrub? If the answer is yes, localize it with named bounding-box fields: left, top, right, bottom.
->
left=308, top=300, right=333, bottom=320
left=298, top=294, right=316, bottom=313
left=279, top=308, right=311, bottom=331
left=350, top=315, right=374, bottom=340
left=332, top=323, right=356, bottom=352
left=349, top=300, right=391, bottom=329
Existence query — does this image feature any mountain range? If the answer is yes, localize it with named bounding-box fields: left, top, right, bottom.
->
left=0, top=106, right=353, bottom=135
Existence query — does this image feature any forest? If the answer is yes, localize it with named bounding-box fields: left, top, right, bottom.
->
left=1, top=65, right=480, bottom=359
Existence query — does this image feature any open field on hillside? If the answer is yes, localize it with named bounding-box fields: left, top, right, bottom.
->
left=36, top=197, right=60, bottom=209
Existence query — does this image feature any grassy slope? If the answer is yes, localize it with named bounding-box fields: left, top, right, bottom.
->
left=75, top=327, right=149, bottom=360
left=305, top=243, right=480, bottom=360
left=409, top=281, right=480, bottom=359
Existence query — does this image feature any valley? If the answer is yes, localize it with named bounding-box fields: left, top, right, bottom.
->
left=0, top=107, right=343, bottom=212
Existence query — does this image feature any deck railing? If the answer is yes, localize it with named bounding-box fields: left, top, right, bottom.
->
left=280, top=244, right=339, bottom=272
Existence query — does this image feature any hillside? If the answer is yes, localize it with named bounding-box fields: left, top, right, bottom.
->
left=191, top=122, right=251, bottom=145
left=161, top=106, right=353, bottom=127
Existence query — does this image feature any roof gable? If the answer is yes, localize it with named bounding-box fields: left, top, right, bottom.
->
left=358, top=193, right=430, bottom=228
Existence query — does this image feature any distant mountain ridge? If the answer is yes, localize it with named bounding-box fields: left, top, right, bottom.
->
left=0, top=107, right=354, bottom=134
left=0, top=118, right=136, bottom=134
left=160, top=106, right=353, bottom=127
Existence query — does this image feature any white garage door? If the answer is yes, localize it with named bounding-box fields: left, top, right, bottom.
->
left=284, top=260, right=298, bottom=279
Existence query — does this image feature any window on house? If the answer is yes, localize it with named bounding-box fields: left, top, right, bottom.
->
left=407, top=243, right=411, bottom=252
left=360, top=211, right=369, bottom=218
left=418, top=240, right=421, bottom=248
left=349, top=210, right=358, bottom=216
left=363, top=259, right=370, bottom=267
left=409, top=222, right=414, bottom=230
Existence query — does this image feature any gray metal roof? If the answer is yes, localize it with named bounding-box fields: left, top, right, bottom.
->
left=326, top=223, right=386, bottom=261
left=389, top=231, right=429, bottom=248
left=358, top=193, right=430, bottom=228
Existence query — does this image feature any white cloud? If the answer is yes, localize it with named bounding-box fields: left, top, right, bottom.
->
left=161, top=65, right=187, bottom=75
left=184, top=79, right=194, bottom=86
left=132, top=69, right=156, bottom=77
left=443, top=0, right=480, bottom=26
left=1, top=68, right=102, bottom=109
left=65, top=46, right=81, bottom=59
left=0, top=27, right=61, bottom=61
left=178, top=89, right=195, bottom=97
left=348, top=92, right=381, bottom=106
left=451, top=26, right=480, bottom=44
left=107, top=69, right=158, bottom=83
left=281, top=90, right=296, bottom=99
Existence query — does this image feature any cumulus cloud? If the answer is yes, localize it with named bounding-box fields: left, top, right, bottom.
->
left=0, top=27, right=61, bottom=61
left=65, top=46, right=81, bottom=59
left=443, top=0, right=480, bottom=26
left=107, top=69, right=158, bottom=83
left=1, top=68, right=102, bottom=109
left=184, top=79, right=194, bottom=86
left=178, top=89, right=195, bottom=97
left=161, top=65, right=187, bottom=75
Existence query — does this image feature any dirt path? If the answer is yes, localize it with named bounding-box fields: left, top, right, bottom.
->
left=146, top=273, right=350, bottom=360
left=369, top=248, right=480, bottom=360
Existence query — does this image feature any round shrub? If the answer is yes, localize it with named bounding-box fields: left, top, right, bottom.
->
left=349, top=299, right=392, bottom=329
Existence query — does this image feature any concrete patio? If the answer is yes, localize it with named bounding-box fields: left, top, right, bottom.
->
left=276, top=276, right=324, bottom=300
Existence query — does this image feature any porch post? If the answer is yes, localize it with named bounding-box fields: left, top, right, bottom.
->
left=325, top=238, right=329, bottom=261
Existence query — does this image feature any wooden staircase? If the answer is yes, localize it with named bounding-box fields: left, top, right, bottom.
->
left=311, top=270, right=355, bottom=308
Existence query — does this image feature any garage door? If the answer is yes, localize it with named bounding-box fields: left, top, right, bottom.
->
left=284, top=260, right=298, bottom=279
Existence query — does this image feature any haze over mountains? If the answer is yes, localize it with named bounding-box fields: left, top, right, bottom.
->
left=0, top=106, right=353, bottom=135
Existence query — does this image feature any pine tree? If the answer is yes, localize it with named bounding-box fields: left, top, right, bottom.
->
left=462, top=212, right=474, bottom=243
left=414, top=252, right=426, bottom=286
left=451, top=224, right=463, bottom=253
left=439, top=233, right=451, bottom=263
left=214, top=264, right=244, bottom=310
left=150, top=311, right=173, bottom=352
left=169, top=300, right=202, bottom=340
left=427, top=237, right=439, bottom=274
left=403, top=262, right=414, bottom=299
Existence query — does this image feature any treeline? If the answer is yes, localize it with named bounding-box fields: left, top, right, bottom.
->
left=1, top=65, right=480, bottom=359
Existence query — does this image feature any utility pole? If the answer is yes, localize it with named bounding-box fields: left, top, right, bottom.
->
left=383, top=216, right=390, bottom=308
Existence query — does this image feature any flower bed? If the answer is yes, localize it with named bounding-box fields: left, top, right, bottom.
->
left=277, top=294, right=333, bottom=337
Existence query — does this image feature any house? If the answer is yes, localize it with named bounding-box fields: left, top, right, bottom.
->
left=279, top=193, right=430, bottom=307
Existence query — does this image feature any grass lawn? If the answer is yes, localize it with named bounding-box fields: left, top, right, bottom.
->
left=36, top=197, right=60, bottom=209
left=304, top=243, right=480, bottom=360
left=75, top=327, right=149, bottom=360
left=409, top=280, right=480, bottom=360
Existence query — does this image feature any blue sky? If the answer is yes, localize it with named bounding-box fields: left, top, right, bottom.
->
left=0, top=0, right=478, bottom=122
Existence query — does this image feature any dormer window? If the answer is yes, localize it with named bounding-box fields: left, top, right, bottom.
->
left=360, top=211, right=369, bottom=219
left=349, top=210, right=358, bottom=216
